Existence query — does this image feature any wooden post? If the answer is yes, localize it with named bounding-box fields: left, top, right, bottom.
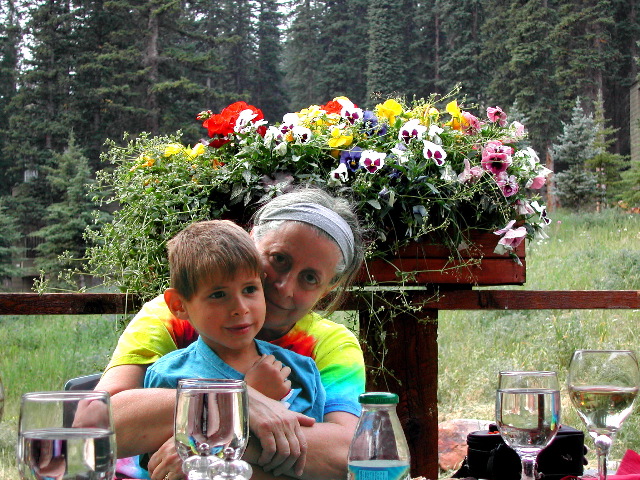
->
left=359, top=302, right=439, bottom=479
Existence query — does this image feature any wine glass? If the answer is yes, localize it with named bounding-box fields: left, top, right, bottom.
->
left=496, top=371, right=561, bottom=480
left=568, top=350, right=640, bottom=480
left=17, top=390, right=116, bottom=480
left=174, top=378, right=252, bottom=480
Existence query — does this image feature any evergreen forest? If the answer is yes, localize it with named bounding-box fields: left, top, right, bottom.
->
left=0, top=0, right=639, bottom=290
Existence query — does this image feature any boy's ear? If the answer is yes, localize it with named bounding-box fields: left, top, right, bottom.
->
left=164, top=288, right=190, bottom=320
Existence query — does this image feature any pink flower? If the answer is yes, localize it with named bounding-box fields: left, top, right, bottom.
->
left=493, top=220, right=527, bottom=254
left=461, top=111, right=482, bottom=135
left=529, top=176, right=547, bottom=189
left=481, top=141, right=513, bottom=175
left=457, top=158, right=484, bottom=184
left=496, top=173, right=519, bottom=197
left=487, top=106, right=507, bottom=127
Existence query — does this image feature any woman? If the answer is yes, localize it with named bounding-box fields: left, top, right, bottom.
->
left=94, top=187, right=366, bottom=480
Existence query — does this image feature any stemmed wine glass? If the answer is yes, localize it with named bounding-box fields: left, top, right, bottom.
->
left=567, top=350, right=640, bottom=480
left=496, top=371, right=561, bottom=480
left=16, top=390, right=116, bottom=480
left=174, top=378, right=252, bottom=480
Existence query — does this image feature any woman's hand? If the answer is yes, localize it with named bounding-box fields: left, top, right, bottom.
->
left=245, top=354, right=292, bottom=401
left=147, top=436, right=184, bottom=480
left=247, top=387, right=315, bottom=477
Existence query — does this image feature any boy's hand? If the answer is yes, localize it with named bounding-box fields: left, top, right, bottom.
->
left=245, top=354, right=292, bottom=401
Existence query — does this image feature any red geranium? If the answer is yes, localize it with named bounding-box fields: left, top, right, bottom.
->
left=201, top=101, right=265, bottom=148
left=321, top=100, right=344, bottom=115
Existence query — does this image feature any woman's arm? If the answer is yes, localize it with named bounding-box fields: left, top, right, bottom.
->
left=95, top=364, right=175, bottom=458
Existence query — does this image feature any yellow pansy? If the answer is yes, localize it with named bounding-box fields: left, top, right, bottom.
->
left=446, top=100, right=463, bottom=130
left=130, top=154, right=156, bottom=171
left=328, top=127, right=353, bottom=148
left=375, top=99, right=403, bottom=125
left=189, top=143, right=206, bottom=158
left=163, top=143, right=186, bottom=157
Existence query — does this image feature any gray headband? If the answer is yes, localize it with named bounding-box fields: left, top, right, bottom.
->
left=259, top=203, right=355, bottom=267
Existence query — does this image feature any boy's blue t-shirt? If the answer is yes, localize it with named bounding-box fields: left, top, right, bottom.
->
left=144, top=337, right=326, bottom=422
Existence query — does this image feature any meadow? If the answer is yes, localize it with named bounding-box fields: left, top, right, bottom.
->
left=0, top=209, right=639, bottom=479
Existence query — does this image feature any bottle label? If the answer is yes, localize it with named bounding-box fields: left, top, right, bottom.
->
left=347, top=461, right=410, bottom=480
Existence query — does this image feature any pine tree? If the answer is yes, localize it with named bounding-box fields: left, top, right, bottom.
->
left=283, top=0, right=324, bottom=108
left=0, top=197, right=20, bottom=282
left=254, top=0, right=288, bottom=120
left=481, top=0, right=562, bottom=156
left=435, top=0, right=486, bottom=104
left=0, top=0, right=20, bottom=193
left=552, top=98, right=601, bottom=210
left=32, top=133, right=99, bottom=284
left=315, top=0, right=369, bottom=106
left=365, top=0, right=412, bottom=99
left=587, top=90, right=629, bottom=206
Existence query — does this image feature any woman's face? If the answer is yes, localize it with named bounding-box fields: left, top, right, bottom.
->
left=253, top=221, right=343, bottom=339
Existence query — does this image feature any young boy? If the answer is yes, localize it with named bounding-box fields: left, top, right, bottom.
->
left=143, top=219, right=326, bottom=422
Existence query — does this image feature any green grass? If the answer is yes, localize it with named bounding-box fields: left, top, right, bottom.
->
left=0, top=209, right=639, bottom=479
left=0, top=314, right=123, bottom=479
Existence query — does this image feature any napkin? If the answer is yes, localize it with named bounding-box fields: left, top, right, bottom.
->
left=613, top=450, right=640, bottom=477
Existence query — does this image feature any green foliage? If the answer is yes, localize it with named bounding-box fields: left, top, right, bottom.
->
left=32, top=134, right=103, bottom=288
left=0, top=198, right=20, bottom=281
left=365, top=0, right=411, bottom=98
left=554, top=166, right=600, bottom=210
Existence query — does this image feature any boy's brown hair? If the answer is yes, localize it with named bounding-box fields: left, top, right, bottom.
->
left=167, top=220, right=261, bottom=299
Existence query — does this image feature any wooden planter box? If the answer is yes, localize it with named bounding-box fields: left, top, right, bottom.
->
left=357, top=231, right=526, bottom=286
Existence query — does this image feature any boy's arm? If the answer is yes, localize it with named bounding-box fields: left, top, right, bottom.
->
left=245, top=354, right=292, bottom=401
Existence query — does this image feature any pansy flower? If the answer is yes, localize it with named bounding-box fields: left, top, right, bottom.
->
left=362, top=110, right=387, bottom=136
left=457, top=158, right=484, bottom=184
left=361, top=150, right=386, bottom=173
left=496, top=173, right=519, bottom=197
left=328, top=126, right=353, bottom=148
left=493, top=220, right=527, bottom=254
left=375, top=99, right=403, bottom=125
left=487, top=106, right=507, bottom=127
left=423, top=140, right=447, bottom=166
left=399, top=119, right=427, bottom=144
left=340, top=147, right=363, bottom=172
left=328, top=162, right=348, bottom=185
left=481, top=140, right=513, bottom=175
left=291, top=125, right=312, bottom=143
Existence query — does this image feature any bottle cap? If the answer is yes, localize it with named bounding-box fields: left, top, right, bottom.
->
left=358, top=392, right=399, bottom=404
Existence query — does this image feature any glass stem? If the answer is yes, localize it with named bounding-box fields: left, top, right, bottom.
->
left=520, top=455, right=539, bottom=480
left=595, top=434, right=613, bottom=480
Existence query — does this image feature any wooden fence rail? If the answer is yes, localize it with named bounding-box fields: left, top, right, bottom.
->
left=1, top=290, right=639, bottom=478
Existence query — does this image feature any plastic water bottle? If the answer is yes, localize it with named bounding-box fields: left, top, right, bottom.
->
left=347, top=392, right=411, bottom=480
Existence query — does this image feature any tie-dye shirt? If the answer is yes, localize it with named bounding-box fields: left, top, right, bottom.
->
left=106, top=294, right=365, bottom=417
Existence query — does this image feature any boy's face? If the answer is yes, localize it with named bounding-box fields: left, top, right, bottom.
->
left=179, top=268, right=266, bottom=356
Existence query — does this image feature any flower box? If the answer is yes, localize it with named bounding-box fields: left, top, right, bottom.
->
left=358, top=231, right=526, bottom=286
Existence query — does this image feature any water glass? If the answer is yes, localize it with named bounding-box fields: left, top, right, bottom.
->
left=17, top=390, right=116, bottom=480
left=496, top=371, right=561, bottom=480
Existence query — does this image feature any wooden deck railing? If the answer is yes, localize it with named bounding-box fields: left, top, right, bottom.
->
left=2, top=289, right=639, bottom=478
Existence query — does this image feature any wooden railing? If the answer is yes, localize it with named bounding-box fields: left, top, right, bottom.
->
left=2, top=290, right=639, bottom=478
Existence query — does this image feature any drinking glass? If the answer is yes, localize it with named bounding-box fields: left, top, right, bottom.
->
left=174, top=378, right=252, bottom=480
left=568, top=350, right=640, bottom=480
left=17, top=390, right=116, bottom=480
left=496, top=371, right=561, bottom=480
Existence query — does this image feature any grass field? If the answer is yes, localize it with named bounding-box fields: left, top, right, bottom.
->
left=0, top=208, right=639, bottom=479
